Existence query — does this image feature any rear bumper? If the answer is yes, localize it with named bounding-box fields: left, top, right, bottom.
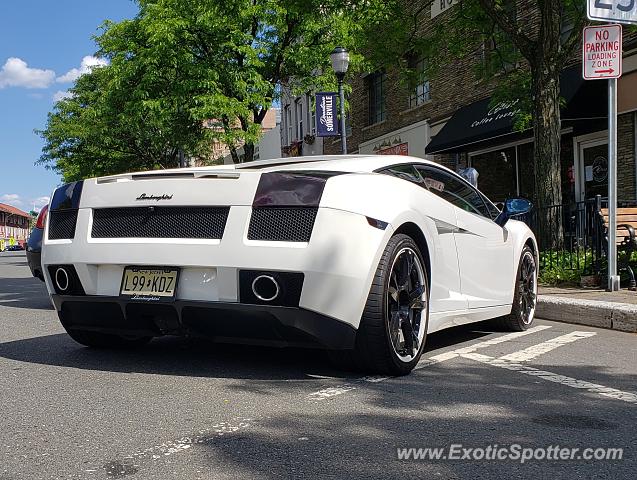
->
left=42, top=206, right=392, bottom=329
left=52, top=294, right=357, bottom=350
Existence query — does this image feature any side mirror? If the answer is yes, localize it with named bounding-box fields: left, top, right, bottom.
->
left=495, top=198, right=533, bottom=227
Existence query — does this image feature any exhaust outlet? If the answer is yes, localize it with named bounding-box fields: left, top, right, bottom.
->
left=251, top=275, right=280, bottom=302
left=54, top=267, right=70, bottom=292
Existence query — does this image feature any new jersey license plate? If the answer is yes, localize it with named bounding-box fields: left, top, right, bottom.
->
left=120, top=267, right=179, bottom=300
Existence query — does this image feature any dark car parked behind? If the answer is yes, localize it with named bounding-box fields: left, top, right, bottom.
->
left=27, top=205, right=47, bottom=281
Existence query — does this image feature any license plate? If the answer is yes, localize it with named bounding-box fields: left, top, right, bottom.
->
left=120, top=267, right=179, bottom=300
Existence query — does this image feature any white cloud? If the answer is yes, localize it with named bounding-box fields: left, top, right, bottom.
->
left=32, top=196, right=50, bottom=209
left=57, top=55, right=108, bottom=83
left=0, top=57, right=56, bottom=89
left=0, top=193, right=23, bottom=206
left=53, top=90, right=73, bottom=102
left=0, top=194, right=50, bottom=211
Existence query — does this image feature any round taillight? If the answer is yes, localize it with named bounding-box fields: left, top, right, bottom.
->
left=35, top=205, right=49, bottom=229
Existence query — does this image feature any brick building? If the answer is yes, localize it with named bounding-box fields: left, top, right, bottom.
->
left=0, top=203, right=31, bottom=249
left=317, top=4, right=637, bottom=206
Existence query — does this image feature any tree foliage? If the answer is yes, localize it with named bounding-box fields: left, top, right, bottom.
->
left=37, top=60, right=210, bottom=181
left=38, top=0, right=360, bottom=180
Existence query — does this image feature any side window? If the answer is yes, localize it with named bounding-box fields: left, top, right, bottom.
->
left=415, top=166, right=490, bottom=218
left=379, top=164, right=423, bottom=185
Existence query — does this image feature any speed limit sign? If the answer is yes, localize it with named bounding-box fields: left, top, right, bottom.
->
left=588, top=0, right=637, bottom=25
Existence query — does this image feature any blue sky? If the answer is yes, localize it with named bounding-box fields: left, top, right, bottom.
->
left=0, top=0, right=138, bottom=213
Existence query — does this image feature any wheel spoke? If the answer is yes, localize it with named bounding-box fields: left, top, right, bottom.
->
left=527, top=291, right=536, bottom=308
left=388, top=286, right=399, bottom=303
left=408, top=284, right=425, bottom=300
left=400, top=318, right=414, bottom=355
left=396, top=252, right=411, bottom=291
left=389, top=312, right=401, bottom=347
left=521, top=296, right=527, bottom=315
left=410, top=299, right=426, bottom=310
left=405, top=251, right=414, bottom=276
left=411, top=329, right=420, bottom=355
left=390, top=271, right=398, bottom=290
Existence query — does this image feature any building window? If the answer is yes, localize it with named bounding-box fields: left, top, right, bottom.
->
left=481, top=29, right=517, bottom=77
left=285, top=105, right=292, bottom=144
left=367, top=71, right=386, bottom=125
left=480, top=4, right=517, bottom=78
left=408, top=57, right=430, bottom=108
left=307, top=93, right=316, bottom=135
left=296, top=99, right=303, bottom=140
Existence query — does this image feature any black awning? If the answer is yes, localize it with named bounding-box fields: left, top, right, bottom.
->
left=425, top=66, right=606, bottom=155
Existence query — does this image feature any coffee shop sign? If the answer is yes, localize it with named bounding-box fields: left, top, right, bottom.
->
left=471, top=100, right=521, bottom=128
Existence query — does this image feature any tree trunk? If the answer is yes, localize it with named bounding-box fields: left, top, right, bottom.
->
left=229, top=144, right=240, bottom=164
left=530, top=60, right=564, bottom=250
left=243, top=141, right=255, bottom=163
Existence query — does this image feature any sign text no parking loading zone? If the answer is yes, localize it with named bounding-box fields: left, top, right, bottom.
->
left=583, top=24, right=622, bottom=80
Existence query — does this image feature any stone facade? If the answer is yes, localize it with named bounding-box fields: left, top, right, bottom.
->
left=618, top=112, right=636, bottom=202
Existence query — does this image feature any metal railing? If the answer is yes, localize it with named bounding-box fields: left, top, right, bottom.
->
left=520, top=196, right=637, bottom=277
left=525, top=198, right=602, bottom=275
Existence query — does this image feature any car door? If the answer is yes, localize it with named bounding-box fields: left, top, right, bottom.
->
left=415, top=165, right=514, bottom=309
left=379, top=164, right=467, bottom=314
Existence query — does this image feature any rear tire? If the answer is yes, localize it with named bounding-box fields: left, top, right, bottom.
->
left=330, top=234, right=429, bottom=375
left=66, top=329, right=152, bottom=349
left=494, top=245, right=537, bottom=331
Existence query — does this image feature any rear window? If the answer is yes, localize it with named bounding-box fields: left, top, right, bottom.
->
left=379, top=165, right=423, bottom=184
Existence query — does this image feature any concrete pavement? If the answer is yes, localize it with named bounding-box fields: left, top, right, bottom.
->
left=1, top=251, right=636, bottom=479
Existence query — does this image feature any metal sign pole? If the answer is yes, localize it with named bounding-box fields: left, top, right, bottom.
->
left=608, top=77, right=620, bottom=291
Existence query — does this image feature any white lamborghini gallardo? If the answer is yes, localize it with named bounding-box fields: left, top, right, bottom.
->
left=42, top=155, right=538, bottom=375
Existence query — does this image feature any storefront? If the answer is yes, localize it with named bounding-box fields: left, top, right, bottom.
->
left=358, top=119, right=431, bottom=158
left=425, top=65, right=637, bottom=206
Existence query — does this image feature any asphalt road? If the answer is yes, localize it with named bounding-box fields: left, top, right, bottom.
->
left=1, top=251, right=636, bottom=480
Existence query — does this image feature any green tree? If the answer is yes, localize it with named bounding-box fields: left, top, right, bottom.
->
left=38, top=0, right=360, bottom=179
left=38, top=62, right=211, bottom=182
left=357, top=0, right=591, bottom=247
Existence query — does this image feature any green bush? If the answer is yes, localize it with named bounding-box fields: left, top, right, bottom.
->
left=538, top=251, right=597, bottom=286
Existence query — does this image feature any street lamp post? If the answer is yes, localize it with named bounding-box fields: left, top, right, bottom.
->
left=330, top=47, right=350, bottom=155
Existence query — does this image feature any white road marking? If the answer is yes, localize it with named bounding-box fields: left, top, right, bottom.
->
left=450, top=325, right=553, bottom=355
left=499, top=331, right=597, bottom=362
left=413, top=325, right=553, bottom=369
left=463, top=353, right=637, bottom=404
left=307, top=384, right=356, bottom=400
left=363, top=375, right=391, bottom=383
left=311, top=326, right=554, bottom=396
left=84, top=418, right=254, bottom=475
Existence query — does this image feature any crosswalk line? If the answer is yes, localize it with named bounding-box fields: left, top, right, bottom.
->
left=463, top=352, right=637, bottom=404
left=499, top=331, right=596, bottom=362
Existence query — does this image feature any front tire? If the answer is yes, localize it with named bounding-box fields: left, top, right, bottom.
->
left=65, top=329, right=152, bottom=349
left=330, top=234, right=429, bottom=375
left=495, top=245, right=537, bottom=331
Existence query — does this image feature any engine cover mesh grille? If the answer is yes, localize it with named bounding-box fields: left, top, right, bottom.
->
left=91, top=206, right=230, bottom=239
left=49, top=209, right=79, bottom=240
left=247, top=207, right=318, bottom=242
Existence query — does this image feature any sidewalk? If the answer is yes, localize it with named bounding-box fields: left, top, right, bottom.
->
left=537, top=286, right=637, bottom=333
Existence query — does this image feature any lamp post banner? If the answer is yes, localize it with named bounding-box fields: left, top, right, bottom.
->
left=315, top=92, right=340, bottom=137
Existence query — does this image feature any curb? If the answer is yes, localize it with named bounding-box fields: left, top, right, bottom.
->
left=536, top=296, right=637, bottom=333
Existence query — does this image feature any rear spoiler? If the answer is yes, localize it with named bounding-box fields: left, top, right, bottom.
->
left=96, top=170, right=240, bottom=184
